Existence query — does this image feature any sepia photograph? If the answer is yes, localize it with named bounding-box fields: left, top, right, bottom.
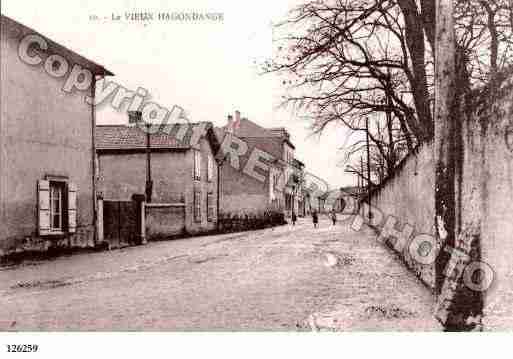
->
left=1, top=0, right=513, bottom=356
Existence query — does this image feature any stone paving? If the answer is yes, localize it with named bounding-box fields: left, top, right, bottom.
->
left=0, top=217, right=441, bottom=331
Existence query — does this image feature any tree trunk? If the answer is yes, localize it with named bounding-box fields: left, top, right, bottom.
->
left=420, top=0, right=436, bottom=53
left=397, top=0, right=434, bottom=142
left=434, top=0, right=457, bottom=295
left=434, top=0, right=477, bottom=330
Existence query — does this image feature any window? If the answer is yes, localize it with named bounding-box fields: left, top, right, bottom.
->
left=193, top=150, right=201, bottom=180
left=50, top=184, right=63, bottom=231
left=38, top=179, right=77, bottom=235
left=194, top=190, right=202, bottom=222
left=207, top=192, right=215, bottom=222
left=207, top=155, right=214, bottom=182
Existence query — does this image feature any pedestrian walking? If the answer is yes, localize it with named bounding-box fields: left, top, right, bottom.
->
left=330, top=209, right=337, bottom=226
left=291, top=212, right=297, bottom=226
left=312, top=210, right=318, bottom=228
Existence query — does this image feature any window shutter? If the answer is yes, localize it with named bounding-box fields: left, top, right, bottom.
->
left=193, top=151, right=196, bottom=179
left=196, top=151, right=201, bottom=180
left=193, top=150, right=201, bottom=180
left=207, top=193, right=214, bottom=222
left=194, top=191, right=202, bottom=222
left=196, top=151, right=201, bottom=179
left=68, top=182, right=77, bottom=233
left=208, top=155, right=214, bottom=182
left=38, top=180, right=51, bottom=236
left=206, top=193, right=210, bottom=221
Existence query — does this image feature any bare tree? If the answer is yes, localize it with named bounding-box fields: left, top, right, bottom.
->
left=343, top=103, right=408, bottom=183
left=264, top=0, right=513, bottom=186
left=264, top=0, right=436, bottom=145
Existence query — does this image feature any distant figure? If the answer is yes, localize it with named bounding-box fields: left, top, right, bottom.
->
left=291, top=212, right=297, bottom=226
left=312, top=211, right=319, bottom=228
left=330, top=209, right=337, bottom=226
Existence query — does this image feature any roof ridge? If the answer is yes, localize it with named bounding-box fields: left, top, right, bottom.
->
left=96, top=121, right=211, bottom=128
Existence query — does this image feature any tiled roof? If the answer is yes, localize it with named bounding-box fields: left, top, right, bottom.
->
left=96, top=124, right=196, bottom=150
left=232, top=118, right=274, bottom=138
left=219, top=118, right=296, bottom=149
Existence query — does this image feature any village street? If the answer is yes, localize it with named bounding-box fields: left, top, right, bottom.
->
left=0, top=218, right=441, bottom=331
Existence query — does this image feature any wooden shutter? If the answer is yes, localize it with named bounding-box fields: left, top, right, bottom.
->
left=68, top=182, right=77, bottom=233
left=206, top=193, right=210, bottom=221
left=207, top=193, right=214, bottom=222
left=195, top=151, right=201, bottom=180
left=193, top=150, right=201, bottom=180
left=207, top=155, right=213, bottom=182
left=192, top=150, right=196, bottom=179
left=194, top=191, right=202, bottom=222
left=38, top=180, right=51, bottom=236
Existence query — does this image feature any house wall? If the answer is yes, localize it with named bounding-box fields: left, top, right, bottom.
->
left=220, top=161, right=270, bottom=214
left=218, top=122, right=290, bottom=216
left=282, top=143, right=297, bottom=216
left=0, top=17, right=96, bottom=257
left=186, top=136, right=218, bottom=234
left=217, top=129, right=274, bottom=215
left=217, top=120, right=301, bottom=218
left=98, top=151, right=189, bottom=202
left=98, top=137, right=218, bottom=236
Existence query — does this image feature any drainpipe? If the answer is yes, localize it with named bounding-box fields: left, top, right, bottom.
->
left=128, top=111, right=152, bottom=203
left=217, top=161, right=221, bottom=230
left=91, top=75, right=98, bottom=246
left=216, top=154, right=228, bottom=231
left=145, top=122, right=153, bottom=203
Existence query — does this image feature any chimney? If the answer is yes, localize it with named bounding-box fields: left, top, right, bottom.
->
left=128, top=111, right=142, bottom=125
left=234, top=110, right=241, bottom=124
left=227, top=114, right=234, bottom=133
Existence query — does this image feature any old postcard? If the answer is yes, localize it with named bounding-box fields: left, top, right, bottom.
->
left=1, top=0, right=513, bottom=356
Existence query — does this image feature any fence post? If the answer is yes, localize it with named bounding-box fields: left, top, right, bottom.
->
left=141, top=201, right=147, bottom=244
left=131, top=193, right=147, bottom=245
left=97, top=198, right=104, bottom=243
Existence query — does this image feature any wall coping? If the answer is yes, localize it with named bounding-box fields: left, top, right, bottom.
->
left=145, top=203, right=186, bottom=208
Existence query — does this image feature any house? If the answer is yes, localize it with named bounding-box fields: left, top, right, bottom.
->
left=0, top=15, right=113, bottom=258
left=215, top=111, right=300, bottom=217
left=95, top=120, right=221, bottom=238
left=291, top=158, right=306, bottom=217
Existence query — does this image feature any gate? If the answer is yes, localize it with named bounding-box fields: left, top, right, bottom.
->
left=102, top=200, right=141, bottom=248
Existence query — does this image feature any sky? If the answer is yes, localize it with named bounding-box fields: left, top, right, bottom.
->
left=2, top=0, right=356, bottom=188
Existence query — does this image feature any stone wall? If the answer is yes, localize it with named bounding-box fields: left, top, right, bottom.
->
left=367, top=142, right=436, bottom=288
left=446, top=78, right=513, bottom=330
left=145, top=205, right=186, bottom=240
left=367, top=75, right=513, bottom=330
